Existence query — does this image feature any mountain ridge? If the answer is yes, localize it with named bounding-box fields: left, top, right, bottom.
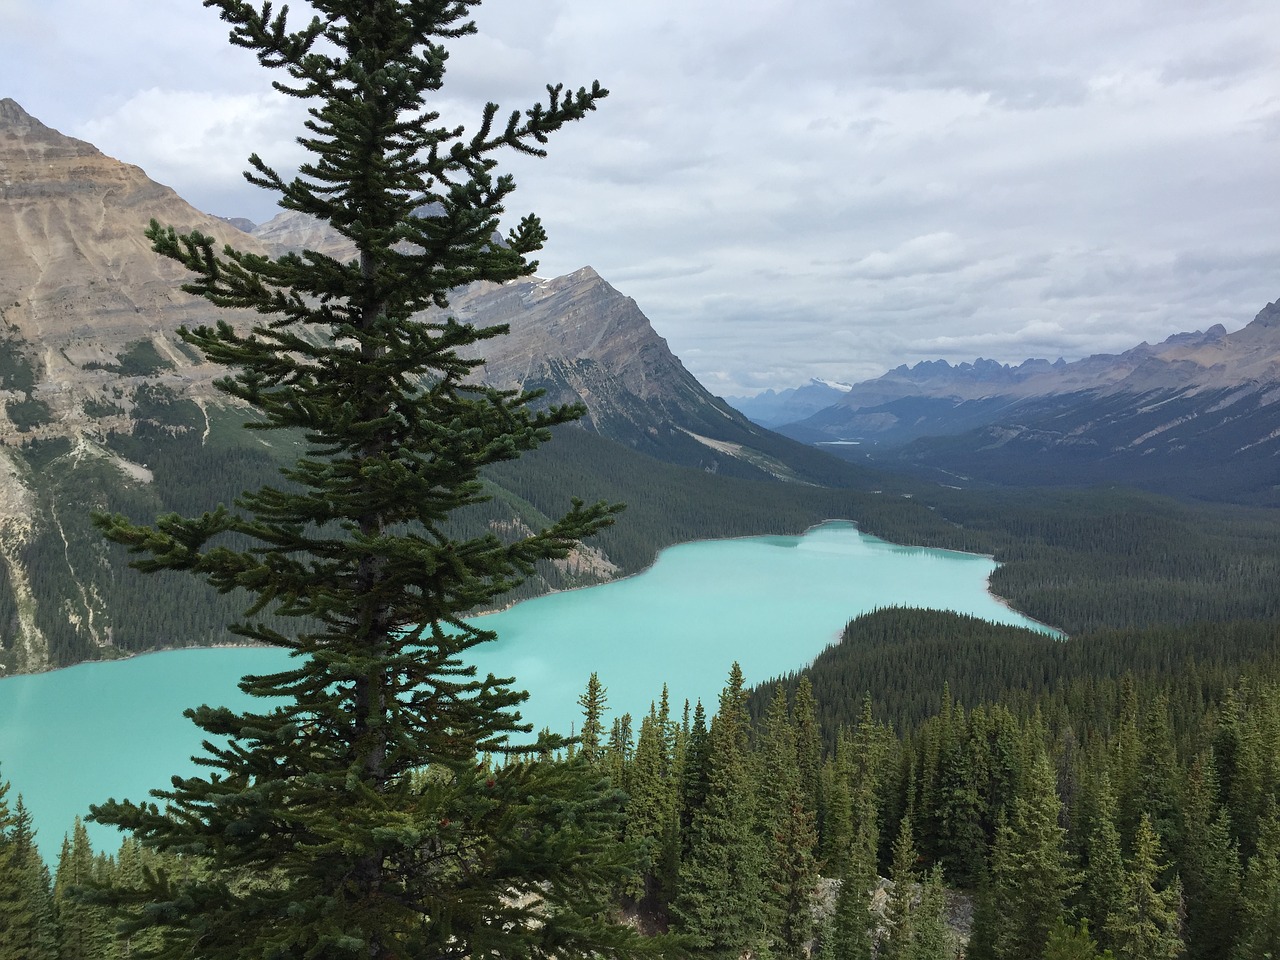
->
left=768, top=300, right=1280, bottom=503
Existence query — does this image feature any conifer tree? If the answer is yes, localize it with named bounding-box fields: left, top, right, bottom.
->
left=759, top=685, right=816, bottom=956
left=880, top=815, right=918, bottom=960
left=1235, top=800, right=1280, bottom=960
left=87, top=3, right=657, bottom=958
left=907, top=867, right=950, bottom=960
left=826, top=767, right=879, bottom=960
left=673, top=664, right=766, bottom=958
left=1082, top=768, right=1126, bottom=954
left=0, top=787, right=56, bottom=960
left=52, top=820, right=109, bottom=960
left=624, top=706, right=678, bottom=909
left=829, top=858, right=876, bottom=960
left=934, top=705, right=986, bottom=885
left=579, top=671, right=610, bottom=764
left=985, top=751, right=1079, bottom=960
left=1181, top=752, right=1240, bottom=960
left=1043, top=917, right=1114, bottom=960
left=819, top=745, right=854, bottom=868
left=792, top=677, right=824, bottom=819
left=1105, top=814, right=1184, bottom=960
left=679, top=700, right=711, bottom=857
left=609, top=712, right=636, bottom=792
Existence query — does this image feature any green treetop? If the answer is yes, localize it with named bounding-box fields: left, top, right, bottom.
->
left=87, top=3, right=658, bottom=959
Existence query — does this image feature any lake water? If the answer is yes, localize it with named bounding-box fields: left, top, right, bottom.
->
left=0, top=521, right=1058, bottom=860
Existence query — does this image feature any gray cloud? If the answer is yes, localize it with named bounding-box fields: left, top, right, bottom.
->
left=3, top=0, right=1278, bottom=396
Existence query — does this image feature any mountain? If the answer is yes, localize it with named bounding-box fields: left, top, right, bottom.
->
left=0, top=100, right=875, bottom=674
left=724, top=379, right=852, bottom=428
left=0, top=98, right=267, bottom=427
left=779, top=305, right=1280, bottom=503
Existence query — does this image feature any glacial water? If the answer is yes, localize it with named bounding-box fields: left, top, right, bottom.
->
left=0, top=521, right=1058, bottom=860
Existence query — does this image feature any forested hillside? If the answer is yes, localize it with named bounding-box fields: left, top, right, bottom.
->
left=14, top=612, right=1280, bottom=959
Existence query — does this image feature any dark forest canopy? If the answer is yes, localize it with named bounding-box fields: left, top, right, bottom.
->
left=17, top=606, right=1280, bottom=959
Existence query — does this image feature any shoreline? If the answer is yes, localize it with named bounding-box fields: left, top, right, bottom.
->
left=1, top=517, right=1065, bottom=679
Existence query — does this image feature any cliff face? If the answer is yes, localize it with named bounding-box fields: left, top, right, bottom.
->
left=0, top=98, right=267, bottom=439
left=0, top=97, right=262, bottom=340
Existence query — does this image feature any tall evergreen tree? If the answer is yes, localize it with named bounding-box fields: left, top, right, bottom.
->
left=623, top=706, right=678, bottom=909
left=1235, top=800, right=1280, bottom=960
left=1105, top=814, right=1184, bottom=960
left=985, top=751, right=1079, bottom=960
left=0, top=786, right=56, bottom=960
left=673, top=664, right=766, bottom=958
left=758, top=685, right=818, bottom=959
left=907, top=866, right=950, bottom=960
left=52, top=820, right=109, bottom=960
left=829, top=856, right=876, bottom=960
left=880, top=815, right=918, bottom=960
left=1181, top=752, right=1240, bottom=960
left=1082, top=768, right=1126, bottom=954
left=826, top=767, right=880, bottom=960
left=792, top=677, right=824, bottom=820
left=578, top=671, right=610, bottom=764
left=1043, top=917, right=1114, bottom=960
left=86, top=3, right=657, bottom=958
left=608, top=712, right=636, bottom=792
left=679, top=700, right=711, bottom=860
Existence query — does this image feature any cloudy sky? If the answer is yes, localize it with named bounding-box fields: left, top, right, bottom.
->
left=4, top=0, right=1279, bottom=395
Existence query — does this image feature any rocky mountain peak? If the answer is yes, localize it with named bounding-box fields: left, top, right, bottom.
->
left=0, top=103, right=274, bottom=447
left=1249, top=300, right=1280, bottom=329
left=0, top=98, right=34, bottom=126
left=0, top=98, right=99, bottom=160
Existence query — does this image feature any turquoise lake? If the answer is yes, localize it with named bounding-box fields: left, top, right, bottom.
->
left=0, top=521, right=1059, bottom=860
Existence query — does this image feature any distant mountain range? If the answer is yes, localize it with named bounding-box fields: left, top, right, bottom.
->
left=748, top=304, right=1280, bottom=504
left=724, top=379, right=852, bottom=428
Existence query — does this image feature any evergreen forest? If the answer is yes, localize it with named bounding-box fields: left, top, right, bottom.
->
left=12, top=621, right=1280, bottom=958
left=3, top=0, right=1280, bottom=956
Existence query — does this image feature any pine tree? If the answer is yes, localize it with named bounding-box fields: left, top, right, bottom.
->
left=986, top=751, right=1079, bottom=960
left=1181, top=752, right=1240, bottom=960
left=880, top=815, right=918, bottom=960
left=52, top=820, right=109, bottom=960
left=1105, top=814, right=1184, bottom=960
left=827, top=770, right=879, bottom=960
left=907, top=866, right=950, bottom=960
left=623, top=706, right=678, bottom=909
left=86, top=3, right=656, bottom=958
left=673, top=664, right=766, bottom=959
left=0, top=787, right=56, bottom=960
left=1235, top=800, right=1280, bottom=960
left=934, top=706, right=986, bottom=886
left=609, top=712, right=636, bottom=792
left=679, top=700, right=711, bottom=858
left=759, top=685, right=818, bottom=960
left=829, top=866, right=875, bottom=960
left=579, top=671, right=610, bottom=764
left=1082, top=768, right=1126, bottom=954
left=1043, top=917, right=1114, bottom=960
left=793, top=677, right=824, bottom=820
left=819, top=741, right=854, bottom=867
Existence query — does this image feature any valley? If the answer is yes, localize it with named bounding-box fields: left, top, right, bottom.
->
left=3, top=84, right=1280, bottom=960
